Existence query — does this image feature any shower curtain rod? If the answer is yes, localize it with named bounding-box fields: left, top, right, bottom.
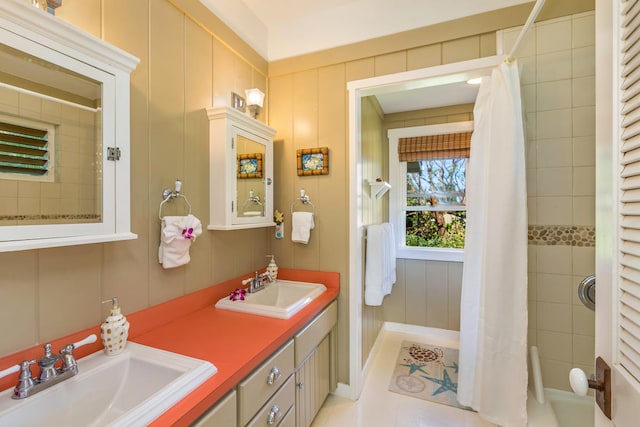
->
left=507, top=0, right=546, bottom=61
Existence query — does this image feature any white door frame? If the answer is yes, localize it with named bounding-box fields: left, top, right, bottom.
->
left=595, top=0, right=614, bottom=425
left=343, top=55, right=502, bottom=399
left=596, top=0, right=640, bottom=425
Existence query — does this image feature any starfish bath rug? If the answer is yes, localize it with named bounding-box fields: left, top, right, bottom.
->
left=388, top=341, right=472, bottom=410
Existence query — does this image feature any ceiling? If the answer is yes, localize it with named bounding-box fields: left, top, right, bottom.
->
left=199, top=0, right=532, bottom=113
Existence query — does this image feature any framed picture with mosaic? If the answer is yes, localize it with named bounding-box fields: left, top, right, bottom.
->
left=237, top=153, right=263, bottom=179
left=297, top=147, right=329, bottom=176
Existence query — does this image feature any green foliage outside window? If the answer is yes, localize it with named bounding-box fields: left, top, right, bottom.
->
left=405, top=158, right=466, bottom=249
left=405, top=210, right=466, bottom=248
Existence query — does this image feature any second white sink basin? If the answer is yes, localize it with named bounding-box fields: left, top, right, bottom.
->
left=0, top=342, right=216, bottom=426
left=215, top=279, right=327, bottom=319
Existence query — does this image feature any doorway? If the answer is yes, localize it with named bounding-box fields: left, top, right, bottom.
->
left=345, top=55, right=501, bottom=399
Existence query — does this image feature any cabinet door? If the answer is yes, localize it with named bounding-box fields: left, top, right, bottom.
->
left=206, top=106, right=276, bottom=230
left=192, top=390, right=236, bottom=427
left=295, top=335, right=331, bottom=427
left=233, top=126, right=273, bottom=226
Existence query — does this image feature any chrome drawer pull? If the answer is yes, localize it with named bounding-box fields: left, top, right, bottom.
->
left=267, top=404, right=281, bottom=425
left=266, top=366, right=281, bottom=385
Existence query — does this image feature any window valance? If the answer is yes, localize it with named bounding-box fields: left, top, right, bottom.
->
left=398, top=131, right=472, bottom=161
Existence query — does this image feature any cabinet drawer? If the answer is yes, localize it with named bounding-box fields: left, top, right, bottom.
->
left=239, top=340, right=294, bottom=425
left=246, top=376, right=294, bottom=427
left=192, top=390, right=236, bottom=427
left=294, top=301, right=337, bottom=367
left=277, top=405, right=296, bottom=427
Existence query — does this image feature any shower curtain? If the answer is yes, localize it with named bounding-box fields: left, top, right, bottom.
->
left=458, top=60, right=528, bottom=427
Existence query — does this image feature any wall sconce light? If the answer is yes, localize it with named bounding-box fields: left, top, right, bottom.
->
left=245, top=88, right=265, bottom=119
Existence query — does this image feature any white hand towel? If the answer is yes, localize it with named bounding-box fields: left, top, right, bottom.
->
left=384, top=222, right=396, bottom=293
left=364, top=223, right=396, bottom=306
left=158, top=214, right=202, bottom=269
left=291, top=212, right=315, bottom=244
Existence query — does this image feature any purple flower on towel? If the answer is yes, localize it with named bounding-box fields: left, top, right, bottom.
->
left=182, top=227, right=194, bottom=239
left=229, top=288, right=247, bottom=301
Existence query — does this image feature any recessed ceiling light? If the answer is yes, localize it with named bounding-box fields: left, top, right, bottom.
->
left=467, top=78, right=483, bottom=85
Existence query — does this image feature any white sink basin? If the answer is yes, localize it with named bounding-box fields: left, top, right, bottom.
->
left=0, top=342, right=216, bottom=426
left=215, top=279, right=327, bottom=319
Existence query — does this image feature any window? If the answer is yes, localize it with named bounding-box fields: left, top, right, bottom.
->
left=389, top=121, right=473, bottom=262
left=0, top=116, right=54, bottom=182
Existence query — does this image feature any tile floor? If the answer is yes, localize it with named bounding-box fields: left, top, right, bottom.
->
left=311, top=328, right=495, bottom=427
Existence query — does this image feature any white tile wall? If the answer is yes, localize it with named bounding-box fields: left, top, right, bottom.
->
left=502, top=11, right=596, bottom=392
left=536, top=17, right=572, bottom=53
left=537, top=138, right=572, bottom=168
left=537, top=196, right=573, bottom=225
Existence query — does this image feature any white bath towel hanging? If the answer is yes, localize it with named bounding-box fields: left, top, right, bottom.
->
left=158, top=214, right=202, bottom=269
left=291, top=212, right=314, bottom=244
left=364, top=223, right=396, bottom=306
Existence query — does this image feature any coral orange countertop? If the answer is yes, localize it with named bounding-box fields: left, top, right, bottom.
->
left=0, top=269, right=339, bottom=427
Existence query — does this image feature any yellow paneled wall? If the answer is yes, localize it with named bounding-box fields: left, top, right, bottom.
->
left=0, top=0, right=595, bottom=395
left=0, top=0, right=270, bottom=357
left=268, top=1, right=593, bottom=385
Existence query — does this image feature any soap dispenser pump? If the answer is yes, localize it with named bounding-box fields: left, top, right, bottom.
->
left=100, top=297, right=129, bottom=356
left=266, top=254, right=278, bottom=280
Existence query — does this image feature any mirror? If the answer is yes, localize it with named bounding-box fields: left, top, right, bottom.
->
left=0, top=42, right=103, bottom=226
left=0, top=2, right=139, bottom=251
left=236, top=134, right=266, bottom=218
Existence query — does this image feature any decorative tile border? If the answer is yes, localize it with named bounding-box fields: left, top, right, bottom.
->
left=528, top=225, right=595, bottom=247
left=0, top=214, right=101, bottom=223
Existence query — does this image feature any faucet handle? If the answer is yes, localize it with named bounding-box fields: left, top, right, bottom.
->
left=60, top=334, right=96, bottom=373
left=60, top=344, right=77, bottom=373
left=17, top=360, right=36, bottom=379
left=71, top=333, right=97, bottom=350
left=14, top=360, right=36, bottom=398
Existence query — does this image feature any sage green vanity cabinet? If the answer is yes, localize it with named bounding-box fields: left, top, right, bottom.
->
left=192, top=390, right=237, bottom=427
left=191, top=301, right=337, bottom=427
left=294, top=301, right=337, bottom=427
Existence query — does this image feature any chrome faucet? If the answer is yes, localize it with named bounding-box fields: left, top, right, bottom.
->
left=0, top=334, right=97, bottom=399
left=242, top=271, right=274, bottom=293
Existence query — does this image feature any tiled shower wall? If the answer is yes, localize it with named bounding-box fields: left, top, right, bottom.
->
left=503, top=12, right=596, bottom=390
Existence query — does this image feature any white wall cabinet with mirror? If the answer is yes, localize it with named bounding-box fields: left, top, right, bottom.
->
left=207, top=106, right=276, bottom=230
left=0, top=1, right=139, bottom=252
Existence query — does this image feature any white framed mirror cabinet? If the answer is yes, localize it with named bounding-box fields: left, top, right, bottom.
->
left=0, top=1, right=139, bottom=251
left=206, top=106, right=276, bottom=230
